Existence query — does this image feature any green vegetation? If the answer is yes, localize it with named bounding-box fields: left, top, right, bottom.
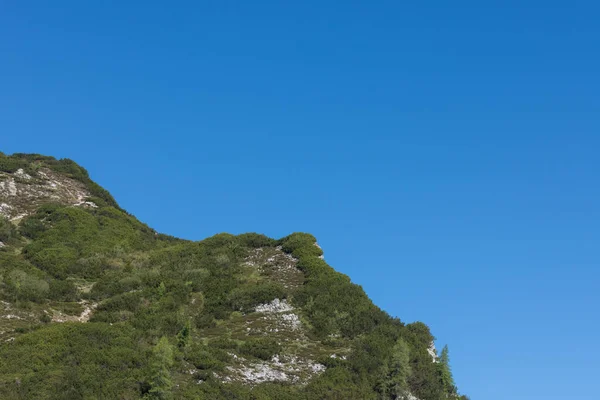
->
left=0, top=153, right=468, bottom=399
left=0, top=323, right=144, bottom=399
left=239, top=337, right=282, bottom=361
left=146, top=337, right=175, bottom=400
left=0, top=217, right=17, bottom=244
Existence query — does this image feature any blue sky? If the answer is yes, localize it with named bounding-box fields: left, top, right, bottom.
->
left=2, top=2, right=599, bottom=399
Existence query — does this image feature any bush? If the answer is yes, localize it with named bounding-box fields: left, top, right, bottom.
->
left=5, top=269, right=49, bottom=302
left=186, top=343, right=227, bottom=371
left=48, top=279, right=79, bottom=301
left=39, top=313, right=52, bottom=324
left=228, top=282, right=287, bottom=312
left=0, top=217, right=17, bottom=243
left=26, top=245, right=78, bottom=278
left=96, top=291, right=143, bottom=313
left=278, top=232, right=317, bottom=250
left=194, top=313, right=216, bottom=329
left=237, top=233, right=276, bottom=248
left=184, top=269, right=210, bottom=291
left=239, top=338, right=282, bottom=361
left=90, top=272, right=133, bottom=299
left=0, top=154, right=29, bottom=173
left=18, top=217, right=47, bottom=239
left=210, top=337, right=239, bottom=350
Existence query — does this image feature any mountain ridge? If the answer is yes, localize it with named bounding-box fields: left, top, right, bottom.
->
left=0, top=152, right=468, bottom=400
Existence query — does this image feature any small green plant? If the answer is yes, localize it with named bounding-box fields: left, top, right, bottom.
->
left=239, top=338, right=282, bottom=361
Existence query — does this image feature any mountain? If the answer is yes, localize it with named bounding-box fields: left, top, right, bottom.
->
left=0, top=152, right=468, bottom=400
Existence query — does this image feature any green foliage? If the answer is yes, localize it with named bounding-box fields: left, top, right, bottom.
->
left=228, top=282, right=287, bottom=312
left=89, top=273, right=144, bottom=302
left=277, top=234, right=455, bottom=399
left=0, top=217, right=17, bottom=243
left=146, top=337, right=174, bottom=400
left=280, top=233, right=387, bottom=339
left=18, top=217, right=47, bottom=239
left=403, top=323, right=446, bottom=400
left=22, top=205, right=159, bottom=278
left=0, top=153, right=30, bottom=173
left=0, top=252, right=47, bottom=300
left=157, top=281, right=167, bottom=297
left=239, top=337, right=282, bottom=361
left=5, top=269, right=49, bottom=302
left=303, top=367, right=375, bottom=400
left=236, top=232, right=277, bottom=248
left=0, top=323, right=143, bottom=399
left=385, top=338, right=412, bottom=398
left=439, top=345, right=457, bottom=395
left=278, top=232, right=323, bottom=259
left=39, top=312, right=52, bottom=324
left=27, top=245, right=78, bottom=279
left=177, top=319, right=192, bottom=349
left=185, top=342, right=227, bottom=372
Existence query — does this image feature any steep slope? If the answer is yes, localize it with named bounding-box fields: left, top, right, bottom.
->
left=0, top=153, right=468, bottom=400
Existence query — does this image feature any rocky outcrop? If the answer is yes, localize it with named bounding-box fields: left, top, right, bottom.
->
left=0, top=168, right=94, bottom=221
left=427, top=341, right=438, bottom=363
left=255, top=298, right=294, bottom=313
left=221, top=354, right=325, bottom=385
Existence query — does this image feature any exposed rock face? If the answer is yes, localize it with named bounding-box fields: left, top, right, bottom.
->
left=427, top=341, right=438, bottom=363
left=255, top=299, right=302, bottom=331
left=244, top=247, right=304, bottom=290
left=314, top=242, right=324, bottom=259
left=255, top=298, right=294, bottom=313
left=221, top=354, right=325, bottom=385
left=0, top=168, right=93, bottom=221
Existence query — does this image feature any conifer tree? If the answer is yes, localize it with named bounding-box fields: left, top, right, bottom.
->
left=147, top=337, right=174, bottom=400
left=439, top=345, right=457, bottom=395
left=177, top=319, right=192, bottom=349
left=387, top=338, right=412, bottom=399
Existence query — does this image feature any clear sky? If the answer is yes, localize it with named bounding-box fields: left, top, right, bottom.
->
left=2, top=2, right=599, bottom=399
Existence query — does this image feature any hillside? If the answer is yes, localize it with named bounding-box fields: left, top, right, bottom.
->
left=0, top=153, right=468, bottom=400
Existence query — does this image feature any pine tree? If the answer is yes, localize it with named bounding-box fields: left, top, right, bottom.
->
left=146, top=337, right=174, bottom=400
left=387, top=338, right=412, bottom=399
left=157, top=282, right=166, bottom=298
left=439, top=345, right=456, bottom=395
left=177, top=319, right=192, bottom=349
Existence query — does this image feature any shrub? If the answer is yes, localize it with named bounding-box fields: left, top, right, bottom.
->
left=186, top=343, right=227, bottom=371
left=0, top=154, right=29, bottom=173
left=18, top=217, right=47, bottom=239
left=237, top=233, right=276, bottom=248
left=184, top=269, right=210, bottom=291
left=39, top=313, right=52, bottom=324
left=5, top=269, right=50, bottom=302
left=194, top=313, right=216, bottom=329
left=96, top=291, right=143, bottom=313
left=26, top=246, right=78, bottom=279
left=48, top=279, right=79, bottom=301
left=239, top=338, right=282, bottom=361
left=0, top=217, right=17, bottom=243
left=228, top=282, right=287, bottom=312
